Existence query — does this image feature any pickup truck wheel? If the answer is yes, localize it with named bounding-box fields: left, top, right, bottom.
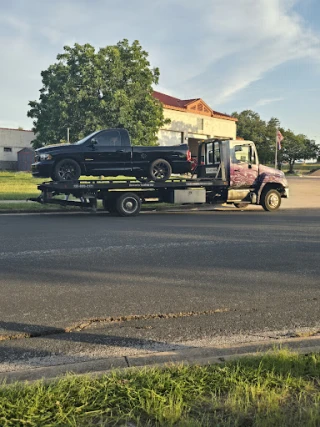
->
left=261, top=189, right=281, bottom=211
left=53, top=159, right=81, bottom=181
left=149, top=159, right=172, bottom=181
left=115, top=193, right=141, bottom=217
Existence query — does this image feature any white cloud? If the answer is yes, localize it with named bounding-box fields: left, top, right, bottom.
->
left=0, top=0, right=319, bottom=128
left=255, top=97, right=284, bottom=107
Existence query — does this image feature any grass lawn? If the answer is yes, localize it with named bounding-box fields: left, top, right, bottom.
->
left=282, top=163, right=320, bottom=175
left=0, top=172, right=140, bottom=200
left=0, top=172, right=43, bottom=200
left=0, top=349, right=319, bottom=426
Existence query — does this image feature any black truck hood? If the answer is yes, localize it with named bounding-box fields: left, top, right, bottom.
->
left=36, top=143, right=80, bottom=153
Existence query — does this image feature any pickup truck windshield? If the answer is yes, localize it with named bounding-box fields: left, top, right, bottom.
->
left=74, top=131, right=100, bottom=145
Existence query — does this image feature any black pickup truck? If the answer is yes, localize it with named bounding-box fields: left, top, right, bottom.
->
left=32, top=128, right=191, bottom=181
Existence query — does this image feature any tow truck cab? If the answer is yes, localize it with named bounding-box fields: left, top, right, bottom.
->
left=196, top=139, right=289, bottom=210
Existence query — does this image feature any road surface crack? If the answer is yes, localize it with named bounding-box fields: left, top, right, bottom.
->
left=0, top=308, right=231, bottom=342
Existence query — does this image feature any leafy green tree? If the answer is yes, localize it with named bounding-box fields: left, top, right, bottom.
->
left=303, top=139, right=319, bottom=162
left=28, top=40, right=167, bottom=148
left=279, top=131, right=319, bottom=173
left=231, top=110, right=279, bottom=164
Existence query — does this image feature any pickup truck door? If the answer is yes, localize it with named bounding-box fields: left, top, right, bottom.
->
left=230, top=144, right=259, bottom=188
left=83, top=130, right=131, bottom=175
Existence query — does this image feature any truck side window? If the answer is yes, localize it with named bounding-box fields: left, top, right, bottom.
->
left=233, top=146, right=250, bottom=163
left=206, top=142, right=220, bottom=164
left=214, top=142, right=221, bottom=162
left=95, top=131, right=122, bottom=146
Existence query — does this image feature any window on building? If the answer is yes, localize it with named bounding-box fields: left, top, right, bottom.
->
left=4, top=147, right=12, bottom=152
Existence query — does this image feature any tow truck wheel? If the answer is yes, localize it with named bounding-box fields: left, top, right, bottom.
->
left=149, top=159, right=172, bottom=182
left=52, top=159, right=81, bottom=181
left=115, top=193, right=141, bottom=217
left=261, top=189, right=281, bottom=211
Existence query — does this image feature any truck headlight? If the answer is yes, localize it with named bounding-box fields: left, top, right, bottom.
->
left=39, top=153, right=53, bottom=161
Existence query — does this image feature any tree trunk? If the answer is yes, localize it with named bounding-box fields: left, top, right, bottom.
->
left=289, top=161, right=294, bottom=173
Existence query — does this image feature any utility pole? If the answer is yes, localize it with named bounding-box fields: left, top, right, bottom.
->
left=67, top=128, right=70, bottom=143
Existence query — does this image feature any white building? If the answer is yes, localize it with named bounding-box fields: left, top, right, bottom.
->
left=153, top=91, right=237, bottom=156
left=0, top=128, right=35, bottom=170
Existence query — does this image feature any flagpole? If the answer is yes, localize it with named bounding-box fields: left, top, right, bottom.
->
left=275, top=127, right=278, bottom=169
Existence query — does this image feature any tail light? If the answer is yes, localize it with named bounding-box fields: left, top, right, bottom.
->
left=187, top=150, right=191, bottom=162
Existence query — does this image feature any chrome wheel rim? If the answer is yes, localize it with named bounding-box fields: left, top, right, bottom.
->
left=122, top=198, right=138, bottom=214
left=268, top=193, right=279, bottom=208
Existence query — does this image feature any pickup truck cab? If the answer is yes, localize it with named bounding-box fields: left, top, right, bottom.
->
left=32, top=128, right=191, bottom=182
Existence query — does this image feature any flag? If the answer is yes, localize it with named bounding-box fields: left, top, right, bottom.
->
left=277, top=130, right=284, bottom=150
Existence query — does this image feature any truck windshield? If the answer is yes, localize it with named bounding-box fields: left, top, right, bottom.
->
left=74, top=131, right=100, bottom=145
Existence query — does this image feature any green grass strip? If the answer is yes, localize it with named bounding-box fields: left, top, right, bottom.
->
left=0, top=349, right=319, bottom=426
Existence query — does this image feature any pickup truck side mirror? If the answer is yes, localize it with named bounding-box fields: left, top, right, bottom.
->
left=89, top=138, right=98, bottom=149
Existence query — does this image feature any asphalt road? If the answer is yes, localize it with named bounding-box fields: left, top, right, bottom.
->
left=0, top=177, right=319, bottom=370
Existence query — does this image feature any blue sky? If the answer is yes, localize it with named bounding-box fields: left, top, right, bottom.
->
left=0, top=0, right=319, bottom=143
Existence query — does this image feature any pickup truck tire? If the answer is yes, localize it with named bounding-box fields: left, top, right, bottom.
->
left=149, top=159, right=172, bottom=181
left=52, top=159, right=81, bottom=181
left=261, top=188, right=281, bottom=211
left=115, top=192, right=141, bottom=217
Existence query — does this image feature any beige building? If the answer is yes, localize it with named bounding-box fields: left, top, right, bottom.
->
left=0, top=128, right=35, bottom=170
left=153, top=91, right=237, bottom=156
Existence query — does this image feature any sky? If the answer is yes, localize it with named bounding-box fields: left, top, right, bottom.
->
left=0, top=0, right=319, bottom=143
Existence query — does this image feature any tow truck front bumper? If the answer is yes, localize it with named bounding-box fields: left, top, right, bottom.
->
left=283, top=187, right=289, bottom=198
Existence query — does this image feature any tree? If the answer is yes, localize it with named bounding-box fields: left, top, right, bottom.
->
left=28, top=40, right=167, bottom=148
left=303, top=139, right=319, bottom=162
left=279, top=131, right=319, bottom=173
left=231, top=110, right=279, bottom=164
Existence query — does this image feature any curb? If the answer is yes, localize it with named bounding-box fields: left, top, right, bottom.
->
left=1, top=335, right=320, bottom=384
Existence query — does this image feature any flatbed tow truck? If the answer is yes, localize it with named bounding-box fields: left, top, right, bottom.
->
left=29, top=138, right=289, bottom=217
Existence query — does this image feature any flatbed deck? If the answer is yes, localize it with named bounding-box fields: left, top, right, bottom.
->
left=29, top=178, right=228, bottom=216
left=37, top=177, right=227, bottom=191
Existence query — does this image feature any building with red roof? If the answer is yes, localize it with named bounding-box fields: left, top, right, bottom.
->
left=152, top=91, right=237, bottom=156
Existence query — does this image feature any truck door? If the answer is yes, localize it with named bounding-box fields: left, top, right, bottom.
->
left=83, top=130, right=131, bottom=175
left=230, top=143, right=259, bottom=188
